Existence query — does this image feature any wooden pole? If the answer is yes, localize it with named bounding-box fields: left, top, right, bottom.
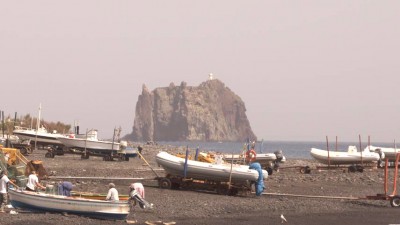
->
left=392, top=140, right=399, bottom=196
left=228, top=150, right=235, bottom=191
left=137, top=151, right=160, bottom=178
left=84, top=129, right=88, bottom=158
left=183, top=146, right=189, bottom=178
left=359, top=135, right=363, bottom=166
left=34, top=103, right=41, bottom=150
left=326, top=136, right=330, bottom=168
left=335, top=136, right=338, bottom=151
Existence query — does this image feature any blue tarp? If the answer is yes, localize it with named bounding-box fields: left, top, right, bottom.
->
left=249, top=162, right=265, bottom=196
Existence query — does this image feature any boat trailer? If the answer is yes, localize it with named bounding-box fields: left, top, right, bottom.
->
left=366, top=153, right=400, bottom=207
left=156, top=175, right=254, bottom=196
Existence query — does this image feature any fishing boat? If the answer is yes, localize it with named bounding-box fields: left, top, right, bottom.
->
left=57, top=129, right=121, bottom=152
left=310, top=146, right=383, bottom=165
left=13, top=126, right=65, bottom=146
left=70, top=191, right=130, bottom=201
left=156, top=151, right=268, bottom=182
left=9, top=188, right=130, bottom=220
left=365, top=145, right=398, bottom=161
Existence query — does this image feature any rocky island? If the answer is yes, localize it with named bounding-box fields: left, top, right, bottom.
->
left=126, top=79, right=257, bottom=142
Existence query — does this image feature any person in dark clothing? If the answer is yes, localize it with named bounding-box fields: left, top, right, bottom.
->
left=137, top=146, right=143, bottom=158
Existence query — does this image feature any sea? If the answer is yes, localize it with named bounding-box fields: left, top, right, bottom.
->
left=158, top=140, right=397, bottom=159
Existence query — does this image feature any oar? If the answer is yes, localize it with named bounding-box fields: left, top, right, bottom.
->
left=137, top=151, right=160, bottom=178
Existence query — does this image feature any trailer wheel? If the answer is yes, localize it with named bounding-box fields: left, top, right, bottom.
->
left=45, top=152, right=55, bottom=158
left=348, top=165, right=357, bottom=173
left=300, top=166, right=311, bottom=174
left=19, top=147, right=28, bottom=155
left=266, top=167, right=273, bottom=175
left=390, top=196, right=400, bottom=207
left=159, top=178, right=172, bottom=189
left=356, top=165, right=364, bottom=173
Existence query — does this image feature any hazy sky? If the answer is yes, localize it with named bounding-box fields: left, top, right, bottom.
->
left=1, top=1, right=399, bottom=142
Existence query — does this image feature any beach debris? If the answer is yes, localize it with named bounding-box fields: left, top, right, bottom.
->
left=144, top=221, right=176, bottom=225
left=126, top=220, right=137, bottom=224
left=281, top=214, right=287, bottom=223
left=9, top=210, right=18, bottom=215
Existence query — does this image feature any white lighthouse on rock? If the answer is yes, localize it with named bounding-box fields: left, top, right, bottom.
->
left=208, top=73, right=214, bottom=80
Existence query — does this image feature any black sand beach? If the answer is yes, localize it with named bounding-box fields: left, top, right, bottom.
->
left=2, top=144, right=400, bottom=225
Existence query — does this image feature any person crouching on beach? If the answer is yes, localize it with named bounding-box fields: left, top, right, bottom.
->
left=106, top=183, right=119, bottom=201
left=129, top=182, right=153, bottom=209
left=26, top=171, right=45, bottom=192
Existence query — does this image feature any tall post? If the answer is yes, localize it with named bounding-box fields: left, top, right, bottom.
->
left=84, top=129, right=88, bottom=156
left=183, top=146, right=189, bottom=178
left=194, top=146, right=199, bottom=161
left=111, top=127, right=116, bottom=151
left=1, top=110, right=4, bottom=137
left=13, top=112, right=17, bottom=129
left=335, top=136, right=338, bottom=151
left=326, top=136, right=330, bottom=168
left=359, top=135, right=363, bottom=166
left=34, top=103, right=42, bottom=150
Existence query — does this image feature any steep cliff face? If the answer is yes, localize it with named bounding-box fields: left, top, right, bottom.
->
left=127, top=79, right=257, bottom=142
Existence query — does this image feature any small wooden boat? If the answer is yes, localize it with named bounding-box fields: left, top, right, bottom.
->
left=9, top=189, right=130, bottom=220
left=70, top=191, right=130, bottom=201
left=310, top=146, right=382, bottom=165
left=156, top=151, right=268, bottom=182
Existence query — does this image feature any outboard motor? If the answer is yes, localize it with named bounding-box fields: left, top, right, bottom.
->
left=273, top=150, right=285, bottom=171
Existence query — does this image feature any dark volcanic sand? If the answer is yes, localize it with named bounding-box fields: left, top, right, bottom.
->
left=1, top=144, right=400, bottom=225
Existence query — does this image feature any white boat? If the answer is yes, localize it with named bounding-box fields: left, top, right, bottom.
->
left=156, top=151, right=268, bottom=182
left=223, top=151, right=286, bottom=166
left=9, top=188, right=130, bottom=220
left=310, top=146, right=382, bottom=165
left=57, top=129, right=120, bottom=152
left=365, top=145, right=398, bottom=161
left=13, top=126, right=65, bottom=146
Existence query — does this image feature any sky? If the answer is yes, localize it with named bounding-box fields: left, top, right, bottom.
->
left=1, top=1, right=399, bottom=142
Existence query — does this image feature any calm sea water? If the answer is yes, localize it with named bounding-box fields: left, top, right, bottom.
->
left=159, top=141, right=397, bottom=159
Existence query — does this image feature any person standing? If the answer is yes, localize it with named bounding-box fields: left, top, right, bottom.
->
left=106, top=183, right=119, bottom=201
left=137, top=146, right=143, bottom=159
left=0, top=170, right=10, bottom=213
left=26, top=171, right=45, bottom=192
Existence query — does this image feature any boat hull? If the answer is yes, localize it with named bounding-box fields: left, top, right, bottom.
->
left=223, top=153, right=278, bottom=165
left=13, top=129, right=64, bottom=146
left=71, top=191, right=129, bottom=201
left=310, top=148, right=380, bottom=165
left=366, top=146, right=398, bottom=161
left=156, top=151, right=267, bottom=183
left=9, top=189, right=130, bottom=220
left=57, top=137, right=120, bottom=151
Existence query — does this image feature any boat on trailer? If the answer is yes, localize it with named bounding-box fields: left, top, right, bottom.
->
left=156, top=151, right=268, bottom=183
left=57, top=129, right=121, bottom=152
left=13, top=126, right=66, bottom=146
left=9, top=188, right=130, bottom=220
left=365, top=145, right=398, bottom=161
left=310, top=146, right=383, bottom=165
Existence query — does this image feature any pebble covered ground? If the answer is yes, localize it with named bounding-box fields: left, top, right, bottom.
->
left=1, top=143, right=400, bottom=225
